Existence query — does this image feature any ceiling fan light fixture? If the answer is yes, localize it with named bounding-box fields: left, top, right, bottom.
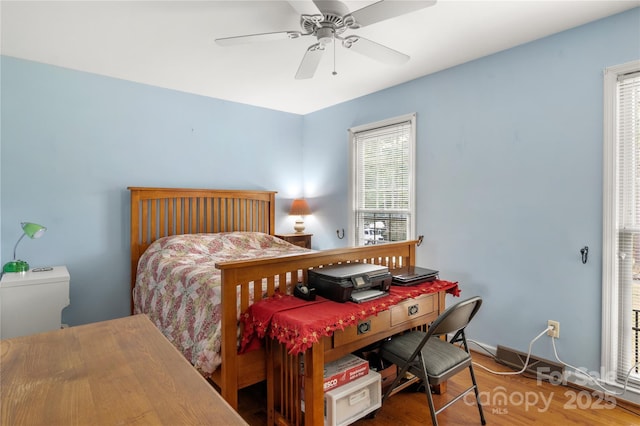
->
left=316, top=27, right=334, bottom=44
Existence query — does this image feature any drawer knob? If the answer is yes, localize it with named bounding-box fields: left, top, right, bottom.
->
left=408, top=304, right=419, bottom=316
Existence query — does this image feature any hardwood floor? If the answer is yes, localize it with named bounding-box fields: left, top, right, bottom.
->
left=236, top=352, right=640, bottom=425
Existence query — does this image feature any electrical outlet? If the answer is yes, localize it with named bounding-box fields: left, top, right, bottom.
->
left=547, top=320, right=560, bottom=338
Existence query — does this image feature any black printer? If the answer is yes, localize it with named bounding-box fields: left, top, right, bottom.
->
left=307, top=263, right=392, bottom=303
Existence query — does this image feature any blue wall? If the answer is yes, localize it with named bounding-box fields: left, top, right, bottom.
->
left=1, top=8, right=639, bottom=378
left=1, top=58, right=304, bottom=323
left=303, top=8, right=640, bottom=372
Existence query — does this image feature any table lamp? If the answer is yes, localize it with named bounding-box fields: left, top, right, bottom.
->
left=3, top=222, right=47, bottom=273
left=289, top=199, right=311, bottom=233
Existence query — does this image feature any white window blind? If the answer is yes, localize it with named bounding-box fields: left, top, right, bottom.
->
left=350, top=114, right=415, bottom=246
left=615, top=69, right=640, bottom=386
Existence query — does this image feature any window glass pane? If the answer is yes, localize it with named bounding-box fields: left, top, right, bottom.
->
left=352, top=118, right=414, bottom=245
left=616, top=71, right=640, bottom=385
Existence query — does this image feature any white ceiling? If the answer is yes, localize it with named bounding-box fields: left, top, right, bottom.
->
left=1, top=0, right=638, bottom=114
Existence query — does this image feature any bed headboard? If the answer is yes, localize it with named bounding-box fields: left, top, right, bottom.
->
left=128, top=187, right=277, bottom=312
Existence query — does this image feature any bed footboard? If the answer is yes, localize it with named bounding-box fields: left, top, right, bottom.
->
left=215, top=240, right=418, bottom=409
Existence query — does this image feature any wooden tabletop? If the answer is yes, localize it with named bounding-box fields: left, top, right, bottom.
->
left=1, top=314, right=248, bottom=425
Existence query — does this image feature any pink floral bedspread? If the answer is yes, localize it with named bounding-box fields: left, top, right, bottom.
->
left=133, top=232, right=310, bottom=376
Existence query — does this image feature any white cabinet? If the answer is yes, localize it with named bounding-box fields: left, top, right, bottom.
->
left=0, top=266, right=70, bottom=339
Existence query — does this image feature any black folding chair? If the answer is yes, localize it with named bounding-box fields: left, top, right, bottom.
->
left=380, top=296, right=486, bottom=425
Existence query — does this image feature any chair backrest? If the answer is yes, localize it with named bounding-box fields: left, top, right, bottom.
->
left=428, top=296, right=482, bottom=337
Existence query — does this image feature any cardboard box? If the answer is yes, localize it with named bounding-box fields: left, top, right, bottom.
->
left=301, top=354, right=369, bottom=392
left=379, top=363, right=397, bottom=395
left=322, top=354, right=370, bottom=392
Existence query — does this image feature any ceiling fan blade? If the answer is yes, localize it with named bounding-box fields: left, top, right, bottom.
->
left=312, top=0, right=350, bottom=16
left=288, top=0, right=322, bottom=16
left=295, top=43, right=325, bottom=79
left=349, top=0, right=437, bottom=27
left=342, top=36, right=409, bottom=65
left=215, top=31, right=302, bottom=46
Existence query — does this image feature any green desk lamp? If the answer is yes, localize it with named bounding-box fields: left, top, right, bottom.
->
left=3, top=222, right=47, bottom=273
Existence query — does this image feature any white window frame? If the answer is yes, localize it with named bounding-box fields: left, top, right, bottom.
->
left=602, top=59, right=640, bottom=392
left=348, top=113, right=416, bottom=246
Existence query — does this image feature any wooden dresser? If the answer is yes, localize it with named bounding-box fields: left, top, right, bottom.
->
left=1, top=314, right=247, bottom=425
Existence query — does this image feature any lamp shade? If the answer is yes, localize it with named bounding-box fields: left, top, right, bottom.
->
left=22, top=222, right=47, bottom=239
left=289, top=199, right=311, bottom=233
left=289, top=199, right=311, bottom=216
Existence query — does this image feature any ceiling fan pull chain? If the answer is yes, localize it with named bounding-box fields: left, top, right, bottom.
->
left=332, top=36, right=337, bottom=76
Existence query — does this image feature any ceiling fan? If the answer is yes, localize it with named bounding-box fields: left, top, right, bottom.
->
left=215, top=0, right=437, bottom=79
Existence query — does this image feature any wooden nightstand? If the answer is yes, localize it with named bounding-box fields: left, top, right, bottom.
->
left=275, top=233, right=312, bottom=249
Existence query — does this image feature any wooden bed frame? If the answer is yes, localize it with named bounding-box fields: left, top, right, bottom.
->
left=129, top=187, right=419, bottom=409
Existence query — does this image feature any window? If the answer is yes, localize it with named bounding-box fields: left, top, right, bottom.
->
left=349, top=114, right=416, bottom=246
left=603, top=60, right=640, bottom=392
